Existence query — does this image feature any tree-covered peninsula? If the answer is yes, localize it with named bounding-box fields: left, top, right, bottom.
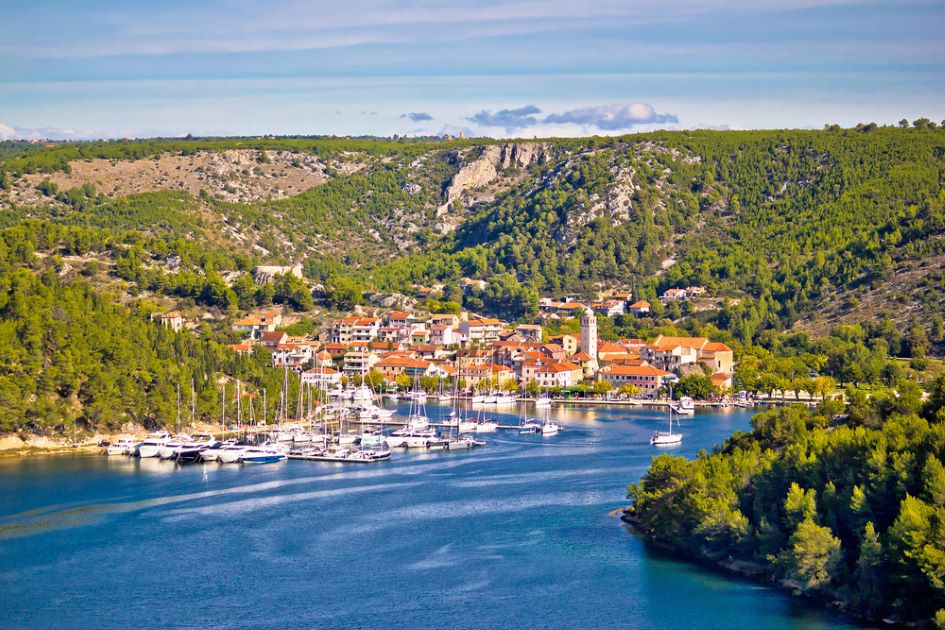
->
left=626, top=381, right=945, bottom=626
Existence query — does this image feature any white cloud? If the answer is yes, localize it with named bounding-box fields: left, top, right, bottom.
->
left=543, top=103, right=678, bottom=130
left=467, top=105, right=542, bottom=131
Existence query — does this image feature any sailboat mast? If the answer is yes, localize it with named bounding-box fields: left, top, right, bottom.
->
left=176, top=383, right=181, bottom=434
left=191, top=379, right=196, bottom=433
left=221, top=380, right=226, bottom=440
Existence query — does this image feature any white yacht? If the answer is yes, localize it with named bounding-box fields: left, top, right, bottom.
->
left=471, top=393, right=486, bottom=404
left=493, top=393, right=516, bottom=405
left=136, top=432, right=172, bottom=458
left=218, top=444, right=253, bottom=463
left=540, top=420, right=561, bottom=436
left=159, top=435, right=193, bottom=460
left=444, top=436, right=483, bottom=450
left=534, top=395, right=552, bottom=408
left=239, top=444, right=288, bottom=464
left=105, top=438, right=137, bottom=456
left=458, top=419, right=479, bottom=433
left=200, top=439, right=238, bottom=462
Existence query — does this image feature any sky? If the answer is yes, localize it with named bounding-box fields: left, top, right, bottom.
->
left=1, top=0, right=943, bottom=139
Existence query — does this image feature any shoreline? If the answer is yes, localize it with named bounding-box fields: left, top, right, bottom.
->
left=619, top=511, right=869, bottom=627
left=0, top=398, right=802, bottom=460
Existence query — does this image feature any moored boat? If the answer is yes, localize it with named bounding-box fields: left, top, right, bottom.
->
left=105, top=438, right=137, bottom=456
left=239, top=445, right=288, bottom=464
left=135, top=432, right=172, bottom=458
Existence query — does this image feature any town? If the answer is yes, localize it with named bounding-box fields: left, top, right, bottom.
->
left=155, top=282, right=735, bottom=402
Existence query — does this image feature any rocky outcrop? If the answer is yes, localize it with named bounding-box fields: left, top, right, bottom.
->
left=436, top=143, right=548, bottom=225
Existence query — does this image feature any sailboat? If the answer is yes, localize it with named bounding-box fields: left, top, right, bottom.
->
left=539, top=404, right=561, bottom=436
left=651, top=390, right=683, bottom=446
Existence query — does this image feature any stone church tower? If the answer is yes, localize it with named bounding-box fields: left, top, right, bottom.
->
left=581, top=307, right=598, bottom=363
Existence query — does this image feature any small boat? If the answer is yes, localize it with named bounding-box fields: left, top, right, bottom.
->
left=534, top=395, right=551, bottom=408
left=651, top=394, right=683, bottom=446
left=404, top=429, right=437, bottom=448
left=475, top=421, right=498, bottom=433
left=493, top=393, right=515, bottom=405
left=458, top=419, right=478, bottom=433
left=438, top=393, right=452, bottom=403
left=105, top=438, right=137, bottom=456
left=671, top=396, right=695, bottom=415
left=540, top=421, right=561, bottom=436
left=289, top=446, right=391, bottom=463
left=444, top=436, right=484, bottom=450
left=471, top=394, right=486, bottom=404
left=218, top=444, right=255, bottom=463
left=239, top=445, right=288, bottom=464
left=650, top=431, right=682, bottom=446
left=519, top=419, right=542, bottom=434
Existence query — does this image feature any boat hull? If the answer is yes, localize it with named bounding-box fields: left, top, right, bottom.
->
left=240, top=455, right=287, bottom=464
left=650, top=432, right=682, bottom=446
left=136, top=445, right=164, bottom=458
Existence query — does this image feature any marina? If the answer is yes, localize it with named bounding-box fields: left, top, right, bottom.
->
left=0, top=403, right=856, bottom=629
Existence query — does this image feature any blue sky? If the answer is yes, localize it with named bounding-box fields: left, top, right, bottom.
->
left=1, top=0, right=943, bottom=139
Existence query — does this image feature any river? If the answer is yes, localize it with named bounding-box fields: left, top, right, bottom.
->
left=0, top=403, right=857, bottom=629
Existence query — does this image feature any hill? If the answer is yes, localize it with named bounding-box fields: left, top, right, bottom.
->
left=3, top=128, right=942, bottom=336
left=0, top=127, right=940, bottom=438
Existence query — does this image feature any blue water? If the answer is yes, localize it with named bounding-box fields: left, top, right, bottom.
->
left=0, top=404, right=857, bottom=629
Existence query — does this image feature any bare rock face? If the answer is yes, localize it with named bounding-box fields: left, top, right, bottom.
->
left=436, top=143, right=548, bottom=222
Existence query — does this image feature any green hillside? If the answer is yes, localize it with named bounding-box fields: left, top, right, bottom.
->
left=0, top=126, right=943, bottom=435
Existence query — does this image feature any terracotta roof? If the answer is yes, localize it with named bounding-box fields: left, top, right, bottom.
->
left=375, top=356, right=430, bottom=369
left=466, top=317, right=502, bottom=326
left=652, top=335, right=709, bottom=349
left=703, top=342, right=733, bottom=352
left=629, top=300, right=650, bottom=309
left=233, top=316, right=263, bottom=326
left=604, top=365, right=671, bottom=377
left=539, top=362, right=582, bottom=373
left=229, top=344, right=252, bottom=352
left=463, top=363, right=511, bottom=374
left=304, top=367, right=339, bottom=375
left=572, top=352, right=593, bottom=361
left=598, top=342, right=628, bottom=354
left=259, top=330, right=288, bottom=342
left=388, top=312, right=411, bottom=319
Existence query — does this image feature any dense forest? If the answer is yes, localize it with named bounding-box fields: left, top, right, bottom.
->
left=626, top=382, right=945, bottom=626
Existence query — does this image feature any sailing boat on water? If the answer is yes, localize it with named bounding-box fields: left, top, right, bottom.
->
left=650, top=388, right=683, bottom=446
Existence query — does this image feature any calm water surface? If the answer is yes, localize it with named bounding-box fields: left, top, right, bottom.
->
left=0, top=404, right=857, bottom=629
